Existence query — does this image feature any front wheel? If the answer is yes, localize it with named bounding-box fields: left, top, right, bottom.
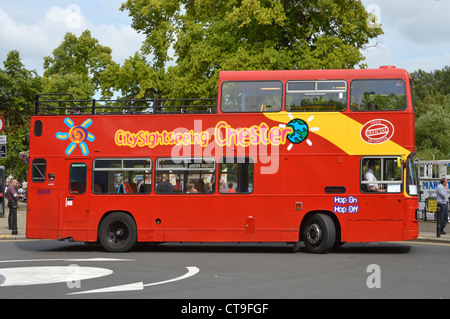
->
left=99, top=212, right=137, bottom=252
left=302, top=213, right=336, bottom=254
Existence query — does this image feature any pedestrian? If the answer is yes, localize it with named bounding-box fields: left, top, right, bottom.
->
left=5, top=179, right=24, bottom=235
left=436, top=178, right=449, bottom=235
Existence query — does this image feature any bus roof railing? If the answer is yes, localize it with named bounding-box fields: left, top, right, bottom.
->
left=35, top=94, right=217, bottom=115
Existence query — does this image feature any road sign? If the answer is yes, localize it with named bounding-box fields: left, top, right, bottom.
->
left=0, top=116, right=3, bottom=133
left=0, top=135, right=6, bottom=158
left=0, top=145, right=6, bottom=158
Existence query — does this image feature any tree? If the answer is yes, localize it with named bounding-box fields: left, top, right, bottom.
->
left=100, top=52, right=162, bottom=99
left=0, top=50, right=41, bottom=179
left=411, top=66, right=450, bottom=117
left=121, top=0, right=383, bottom=98
left=411, top=67, right=450, bottom=159
left=414, top=97, right=450, bottom=159
left=43, top=30, right=113, bottom=99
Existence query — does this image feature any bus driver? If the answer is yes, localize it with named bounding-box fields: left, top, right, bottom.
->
left=364, top=159, right=386, bottom=192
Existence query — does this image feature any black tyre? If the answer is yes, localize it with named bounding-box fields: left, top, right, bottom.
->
left=99, top=212, right=137, bottom=252
left=302, top=213, right=336, bottom=254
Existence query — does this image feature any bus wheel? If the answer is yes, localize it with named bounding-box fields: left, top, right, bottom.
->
left=99, top=212, right=137, bottom=252
left=302, top=213, right=336, bottom=254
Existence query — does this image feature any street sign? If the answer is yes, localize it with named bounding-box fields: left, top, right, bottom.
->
left=0, top=135, right=6, bottom=158
left=0, top=145, right=6, bottom=158
left=0, top=116, right=3, bottom=133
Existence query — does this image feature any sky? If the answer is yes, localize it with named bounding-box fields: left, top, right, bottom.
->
left=0, top=0, right=449, bottom=76
left=0, top=0, right=145, bottom=75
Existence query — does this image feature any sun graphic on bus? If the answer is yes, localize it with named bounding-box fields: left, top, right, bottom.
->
left=278, top=113, right=319, bottom=151
left=56, top=118, right=95, bottom=156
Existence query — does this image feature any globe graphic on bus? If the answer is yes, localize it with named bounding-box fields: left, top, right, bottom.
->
left=286, top=119, right=309, bottom=144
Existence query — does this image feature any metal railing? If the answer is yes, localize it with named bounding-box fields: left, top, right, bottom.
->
left=35, top=94, right=217, bottom=115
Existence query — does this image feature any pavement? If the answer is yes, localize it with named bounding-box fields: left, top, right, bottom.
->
left=0, top=201, right=28, bottom=240
left=0, top=201, right=449, bottom=244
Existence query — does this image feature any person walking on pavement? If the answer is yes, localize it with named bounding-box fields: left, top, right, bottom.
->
left=436, top=178, right=449, bottom=235
left=5, top=179, right=24, bottom=235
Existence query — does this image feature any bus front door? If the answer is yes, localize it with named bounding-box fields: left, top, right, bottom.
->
left=60, top=160, right=90, bottom=240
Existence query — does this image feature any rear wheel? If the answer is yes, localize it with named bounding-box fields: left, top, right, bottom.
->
left=302, top=213, right=336, bottom=254
left=99, top=212, right=137, bottom=252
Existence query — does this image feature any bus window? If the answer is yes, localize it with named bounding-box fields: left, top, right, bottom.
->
left=286, top=80, right=347, bottom=112
left=31, top=159, right=47, bottom=183
left=350, top=79, right=407, bottom=111
left=92, top=158, right=152, bottom=194
left=221, top=81, right=282, bottom=113
left=219, top=157, right=254, bottom=194
left=361, top=157, right=403, bottom=193
left=69, top=163, right=87, bottom=194
left=155, top=158, right=216, bottom=194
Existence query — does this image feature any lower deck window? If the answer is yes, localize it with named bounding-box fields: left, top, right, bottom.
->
left=155, top=158, right=216, bottom=194
left=93, top=158, right=152, bottom=194
left=69, top=163, right=87, bottom=194
left=219, top=157, right=254, bottom=194
left=31, top=159, right=47, bottom=183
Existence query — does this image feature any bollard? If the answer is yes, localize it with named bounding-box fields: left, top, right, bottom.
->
left=437, top=206, right=441, bottom=238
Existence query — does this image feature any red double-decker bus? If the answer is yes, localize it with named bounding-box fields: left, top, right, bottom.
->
left=27, top=67, right=419, bottom=253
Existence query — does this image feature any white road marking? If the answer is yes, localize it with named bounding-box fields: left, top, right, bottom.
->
left=68, top=266, right=200, bottom=295
left=143, top=266, right=199, bottom=287
left=68, top=282, right=145, bottom=294
left=0, top=266, right=113, bottom=287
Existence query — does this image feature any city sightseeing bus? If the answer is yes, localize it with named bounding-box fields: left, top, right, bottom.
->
left=26, top=66, right=419, bottom=253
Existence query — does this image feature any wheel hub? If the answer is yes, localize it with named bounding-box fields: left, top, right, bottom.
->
left=306, top=223, right=322, bottom=245
left=108, top=221, right=129, bottom=244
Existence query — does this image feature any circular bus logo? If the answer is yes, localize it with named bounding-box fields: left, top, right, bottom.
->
left=360, top=119, right=394, bottom=144
left=286, top=119, right=309, bottom=144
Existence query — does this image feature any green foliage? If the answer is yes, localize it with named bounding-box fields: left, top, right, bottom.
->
left=100, top=52, right=160, bottom=99
left=411, top=67, right=450, bottom=160
left=414, top=96, right=450, bottom=160
left=2, top=126, right=30, bottom=180
left=41, top=73, right=96, bottom=101
left=43, top=30, right=113, bottom=98
left=0, top=51, right=41, bottom=129
left=0, top=51, right=41, bottom=179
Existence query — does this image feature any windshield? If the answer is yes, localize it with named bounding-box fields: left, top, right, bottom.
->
left=406, top=155, right=418, bottom=196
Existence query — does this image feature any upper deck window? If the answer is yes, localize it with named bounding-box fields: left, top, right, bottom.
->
left=350, top=79, right=407, bottom=111
left=286, top=80, right=347, bottom=112
left=221, top=81, right=282, bottom=113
